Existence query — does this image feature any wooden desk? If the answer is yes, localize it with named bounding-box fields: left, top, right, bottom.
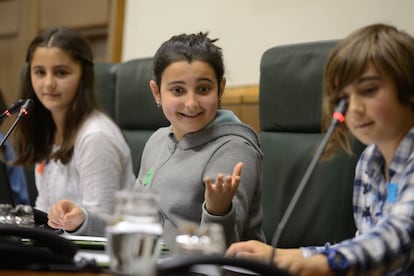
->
left=0, top=271, right=112, bottom=276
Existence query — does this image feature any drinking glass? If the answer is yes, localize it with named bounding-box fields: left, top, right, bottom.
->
left=0, top=204, right=14, bottom=224
left=106, top=190, right=163, bottom=275
left=172, top=222, right=226, bottom=276
left=14, top=205, right=35, bottom=227
left=0, top=204, right=34, bottom=227
left=174, top=221, right=226, bottom=255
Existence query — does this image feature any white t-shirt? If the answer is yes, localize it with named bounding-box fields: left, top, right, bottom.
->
left=35, top=111, right=135, bottom=229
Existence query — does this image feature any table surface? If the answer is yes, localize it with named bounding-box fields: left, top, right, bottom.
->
left=0, top=272, right=112, bottom=276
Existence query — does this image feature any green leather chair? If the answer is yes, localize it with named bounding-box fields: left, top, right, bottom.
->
left=94, top=58, right=169, bottom=176
left=259, top=40, right=366, bottom=248
left=94, top=62, right=118, bottom=120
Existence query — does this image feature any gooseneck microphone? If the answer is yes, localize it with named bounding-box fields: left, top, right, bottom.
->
left=0, top=98, right=50, bottom=228
left=0, top=99, right=25, bottom=122
left=0, top=98, right=34, bottom=148
left=271, top=98, right=349, bottom=248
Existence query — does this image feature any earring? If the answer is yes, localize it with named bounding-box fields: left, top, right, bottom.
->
left=156, top=102, right=161, bottom=108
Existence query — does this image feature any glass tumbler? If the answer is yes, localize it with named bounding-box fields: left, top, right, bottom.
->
left=14, top=205, right=35, bottom=227
left=0, top=204, right=14, bottom=224
left=106, top=190, right=163, bottom=275
left=174, top=222, right=226, bottom=255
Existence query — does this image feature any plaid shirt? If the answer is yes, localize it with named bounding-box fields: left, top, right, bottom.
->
left=302, top=127, right=414, bottom=275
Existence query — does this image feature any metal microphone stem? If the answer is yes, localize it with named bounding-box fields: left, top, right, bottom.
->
left=0, top=116, right=23, bottom=148
left=271, top=98, right=348, bottom=248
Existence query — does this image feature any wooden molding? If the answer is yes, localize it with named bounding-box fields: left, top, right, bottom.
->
left=222, top=84, right=260, bottom=132
left=107, top=0, right=125, bottom=62
left=0, top=0, right=19, bottom=37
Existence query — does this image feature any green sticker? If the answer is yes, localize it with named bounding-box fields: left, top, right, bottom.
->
left=142, top=168, right=154, bottom=187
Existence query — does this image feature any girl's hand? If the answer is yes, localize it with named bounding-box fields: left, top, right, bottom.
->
left=226, top=240, right=274, bottom=263
left=227, top=241, right=335, bottom=276
left=47, top=199, right=85, bottom=232
left=204, top=162, right=243, bottom=215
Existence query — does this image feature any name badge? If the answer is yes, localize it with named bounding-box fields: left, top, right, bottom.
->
left=387, top=183, right=398, bottom=203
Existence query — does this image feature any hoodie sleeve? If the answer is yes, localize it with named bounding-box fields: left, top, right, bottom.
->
left=201, top=136, right=266, bottom=246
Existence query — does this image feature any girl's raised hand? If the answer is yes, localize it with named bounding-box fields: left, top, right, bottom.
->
left=204, top=162, right=243, bottom=215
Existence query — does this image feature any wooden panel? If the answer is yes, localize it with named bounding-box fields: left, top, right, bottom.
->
left=81, top=27, right=108, bottom=62
left=0, top=0, right=125, bottom=134
left=222, top=85, right=259, bottom=132
left=0, top=0, right=19, bottom=36
left=221, top=104, right=242, bottom=120
left=39, top=0, right=109, bottom=29
left=241, top=104, right=259, bottom=132
left=107, top=0, right=125, bottom=62
left=0, top=0, right=38, bottom=133
left=222, top=88, right=243, bottom=123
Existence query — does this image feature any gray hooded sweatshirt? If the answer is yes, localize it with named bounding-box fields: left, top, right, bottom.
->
left=136, top=110, right=266, bottom=249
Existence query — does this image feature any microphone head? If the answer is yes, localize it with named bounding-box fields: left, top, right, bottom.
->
left=8, top=99, right=25, bottom=114
left=18, top=99, right=34, bottom=118
left=332, top=98, right=348, bottom=124
left=335, top=98, right=348, bottom=115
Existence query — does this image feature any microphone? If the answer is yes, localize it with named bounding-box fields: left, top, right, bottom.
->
left=0, top=98, right=34, bottom=148
left=17, top=98, right=34, bottom=119
left=271, top=98, right=348, bottom=248
left=0, top=99, right=25, bottom=122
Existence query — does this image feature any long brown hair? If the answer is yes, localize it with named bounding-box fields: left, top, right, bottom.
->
left=14, top=27, right=98, bottom=166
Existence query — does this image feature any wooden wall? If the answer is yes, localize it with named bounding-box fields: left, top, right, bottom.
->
left=222, top=85, right=259, bottom=132
left=0, top=0, right=124, bottom=133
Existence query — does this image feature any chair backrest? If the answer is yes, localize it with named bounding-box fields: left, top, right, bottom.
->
left=259, top=40, right=366, bottom=247
left=94, top=58, right=169, bottom=176
left=115, top=58, right=169, bottom=176
left=94, top=62, right=118, bottom=120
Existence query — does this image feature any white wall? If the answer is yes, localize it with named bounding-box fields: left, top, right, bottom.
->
left=122, top=0, right=414, bottom=86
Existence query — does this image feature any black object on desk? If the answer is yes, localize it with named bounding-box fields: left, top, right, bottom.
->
left=0, top=224, right=76, bottom=269
left=0, top=224, right=102, bottom=272
left=156, top=254, right=291, bottom=276
left=0, top=160, right=15, bottom=205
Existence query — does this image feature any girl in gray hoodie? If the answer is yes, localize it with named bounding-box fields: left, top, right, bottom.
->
left=136, top=32, right=266, bottom=249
